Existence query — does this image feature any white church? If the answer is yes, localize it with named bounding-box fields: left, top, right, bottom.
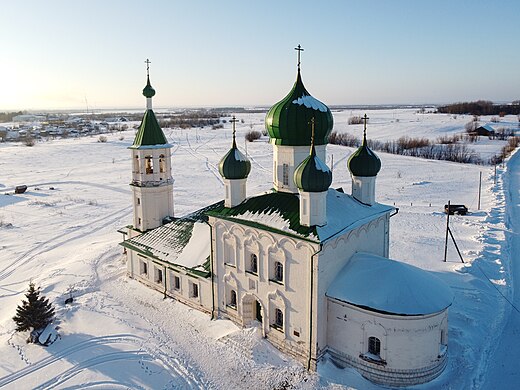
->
left=120, top=52, right=454, bottom=387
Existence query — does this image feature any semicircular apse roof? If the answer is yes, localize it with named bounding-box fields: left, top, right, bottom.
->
left=327, top=252, right=453, bottom=316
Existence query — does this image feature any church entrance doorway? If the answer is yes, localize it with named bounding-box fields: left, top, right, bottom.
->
left=242, top=294, right=264, bottom=332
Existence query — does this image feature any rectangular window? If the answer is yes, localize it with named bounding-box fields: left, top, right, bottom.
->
left=247, top=253, right=258, bottom=274
left=190, top=282, right=199, bottom=298
left=155, top=268, right=163, bottom=284
left=137, top=197, right=141, bottom=205
left=140, top=260, right=147, bottom=276
left=159, top=155, right=165, bottom=173
left=282, top=164, right=289, bottom=186
left=174, top=275, right=180, bottom=290
left=274, top=308, right=283, bottom=329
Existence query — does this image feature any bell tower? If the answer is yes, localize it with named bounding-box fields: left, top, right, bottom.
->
left=129, top=59, right=174, bottom=231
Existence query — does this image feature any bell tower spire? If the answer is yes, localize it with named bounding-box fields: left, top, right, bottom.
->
left=129, top=60, right=174, bottom=232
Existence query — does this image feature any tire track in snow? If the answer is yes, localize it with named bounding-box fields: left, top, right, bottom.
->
left=0, top=334, right=142, bottom=387
left=0, top=206, right=131, bottom=284
left=183, top=133, right=223, bottom=186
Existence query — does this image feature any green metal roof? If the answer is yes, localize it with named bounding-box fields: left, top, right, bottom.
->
left=347, top=136, right=381, bottom=177
left=294, top=146, right=332, bottom=192
left=130, top=109, right=168, bottom=148
left=142, top=75, right=156, bottom=98
left=120, top=202, right=222, bottom=275
left=219, top=137, right=251, bottom=180
left=265, top=69, right=333, bottom=146
left=207, top=191, right=319, bottom=242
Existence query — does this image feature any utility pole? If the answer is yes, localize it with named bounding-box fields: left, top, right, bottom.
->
left=478, top=171, right=482, bottom=210
left=444, top=201, right=450, bottom=262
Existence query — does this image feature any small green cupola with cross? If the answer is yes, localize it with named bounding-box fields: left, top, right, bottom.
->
left=130, top=59, right=169, bottom=149
left=265, top=45, right=333, bottom=147
left=294, top=118, right=332, bottom=192
left=219, top=116, right=251, bottom=180
left=348, top=114, right=381, bottom=177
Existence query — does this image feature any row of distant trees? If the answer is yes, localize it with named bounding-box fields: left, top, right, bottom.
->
left=0, top=111, right=26, bottom=123
left=437, top=100, right=520, bottom=116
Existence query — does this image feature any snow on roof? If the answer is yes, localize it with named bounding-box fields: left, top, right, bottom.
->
left=208, top=189, right=393, bottom=242
left=316, top=190, right=393, bottom=241
left=292, top=95, right=328, bottom=112
left=123, top=220, right=210, bottom=271
left=327, top=252, right=454, bottom=316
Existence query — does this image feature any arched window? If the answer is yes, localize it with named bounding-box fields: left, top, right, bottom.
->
left=274, top=261, right=283, bottom=282
left=368, top=336, right=381, bottom=356
left=282, top=164, right=289, bottom=185
left=250, top=254, right=258, bottom=274
left=159, top=154, right=165, bottom=173
left=275, top=308, right=283, bottom=328
left=134, top=155, right=139, bottom=173
left=145, top=155, right=153, bottom=174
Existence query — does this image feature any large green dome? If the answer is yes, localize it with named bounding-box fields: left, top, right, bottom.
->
left=348, top=137, right=381, bottom=177
left=265, top=70, right=333, bottom=146
left=219, top=138, right=251, bottom=180
left=294, top=146, right=332, bottom=192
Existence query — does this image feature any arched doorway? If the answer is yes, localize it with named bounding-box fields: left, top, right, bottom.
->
left=242, top=294, right=264, bottom=334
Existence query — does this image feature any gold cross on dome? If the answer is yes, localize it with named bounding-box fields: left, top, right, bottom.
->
left=295, top=44, right=304, bottom=70
left=145, top=59, right=151, bottom=76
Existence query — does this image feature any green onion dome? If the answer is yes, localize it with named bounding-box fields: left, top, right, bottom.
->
left=265, top=70, right=333, bottom=146
left=142, top=76, right=156, bottom=98
left=347, top=136, right=381, bottom=177
left=294, top=146, right=332, bottom=192
left=219, top=137, right=251, bottom=180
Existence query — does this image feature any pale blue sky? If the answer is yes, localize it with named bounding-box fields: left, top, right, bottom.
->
left=1, top=0, right=519, bottom=110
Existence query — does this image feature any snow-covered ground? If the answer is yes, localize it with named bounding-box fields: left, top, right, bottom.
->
left=0, top=109, right=517, bottom=389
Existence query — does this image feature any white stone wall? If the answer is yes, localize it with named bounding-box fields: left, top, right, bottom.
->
left=351, top=175, right=376, bottom=205
left=224, top=178, right=247, bottom=208
left=299, top=191, right=327, bottom=227
left=130, top=147, right=174, bottom=231
left=273, top=145, right=326, bottom=193
left=314, top=215, right=390, bottom=359
left=126, top=247, right=213, bottom=313
left=210, top=216, right=320, bottom=364
left=326, top=298, right=449, bottom=386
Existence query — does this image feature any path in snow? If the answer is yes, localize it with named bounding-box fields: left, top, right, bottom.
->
left=482, top=149, right=520, bottom=388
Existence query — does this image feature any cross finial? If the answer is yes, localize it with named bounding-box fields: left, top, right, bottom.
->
left=309, top=117, right=316, bottom=154
left=230, top=115, right=238, bottom=147
left=295, top=44, right=304, bottom=70
left=145, top=59, right=151, bottom=77
left=362, top=113, right=369, bottom=145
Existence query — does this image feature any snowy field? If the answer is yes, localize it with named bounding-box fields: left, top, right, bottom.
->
left=0, top=109, right=518, bottom=389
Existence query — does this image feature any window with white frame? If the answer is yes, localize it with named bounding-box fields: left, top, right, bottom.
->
left=224, top=241, right=235, bottom=266
left=273, top=308, right=283, bottom=330
left=368, top=336, right=381, bottom=356
left=190, top=282, right=199, bottom=298
left=228, top=289, right=237, bottom=308
left=134, top=155, right=139, bottom=173
left=173, top=275, right=181, bottom=290
left=274, top=261, right=283, bottom=282
left=155, top=267, right=163, bottom=284
left=140, top=260, right=148, bottom=276
left=248, top=253, right=258, bottom=274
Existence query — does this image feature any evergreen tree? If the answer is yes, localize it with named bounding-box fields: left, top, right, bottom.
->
left=13, top=282, right=55, bottom=334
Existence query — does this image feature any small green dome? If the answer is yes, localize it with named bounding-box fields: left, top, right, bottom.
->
left=142, top=76, right=156, bottom=98
left=219, top=138, right=251, bottom=180
left=348, top=137, right=381, bottom=177
left=294, top=147, right=332, bottom=192
left=265, top=70, right=333, bottom=146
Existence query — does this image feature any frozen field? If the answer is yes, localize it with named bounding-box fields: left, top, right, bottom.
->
left=0, top=109, right=518, bottom=389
